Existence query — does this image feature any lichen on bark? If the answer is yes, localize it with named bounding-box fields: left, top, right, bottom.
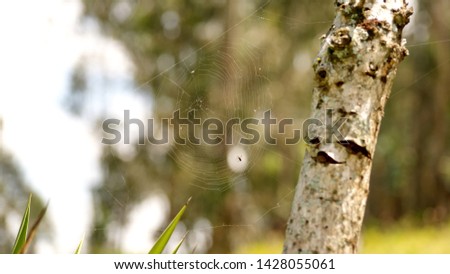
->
left=283, top=0, right=413, bottom=253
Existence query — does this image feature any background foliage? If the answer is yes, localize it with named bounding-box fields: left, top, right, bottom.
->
left=1, top=0, right=449, bottom=253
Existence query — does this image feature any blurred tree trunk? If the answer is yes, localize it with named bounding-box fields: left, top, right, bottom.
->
left=410, top=0, right=450, bottom=221
left=283, top=0, right=412, bottom=253
left=209, top=0, right=237, bottom=253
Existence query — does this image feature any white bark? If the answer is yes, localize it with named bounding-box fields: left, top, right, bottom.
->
left=283, top=0, right=413, bottom=253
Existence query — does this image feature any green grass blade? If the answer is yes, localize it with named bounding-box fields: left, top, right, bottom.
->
left=149, top=197, right=191, bottom=254
left=172, top=232, right=188, bottom=254
left=12, top=194, right=32, bottom=254
left=19, top=201, right=49, bottom=254
left=75, top=234, right=85, bottom=254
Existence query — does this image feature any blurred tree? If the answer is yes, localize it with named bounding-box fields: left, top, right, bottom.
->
left=366, top=0, right=450, bottom=224
left=0, top=117, right=46, bottom=253
left=410, top=0, right=450, bottom=221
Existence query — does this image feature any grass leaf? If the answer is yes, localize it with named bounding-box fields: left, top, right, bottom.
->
left=75, top=234, right=85, bottom=254
left=12, top=194, right=32, bottom=254
left=19, top=201, right=49, bottom=254
left=172, top=232, right=188, bottom=254
left=149, top=197, right=191, bottom=254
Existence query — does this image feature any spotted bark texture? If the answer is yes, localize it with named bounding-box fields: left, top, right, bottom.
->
left=283, top=0, right=413, bottom=254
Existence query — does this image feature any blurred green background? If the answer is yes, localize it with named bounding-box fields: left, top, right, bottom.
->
left=1, top=0, right=449, bottom=253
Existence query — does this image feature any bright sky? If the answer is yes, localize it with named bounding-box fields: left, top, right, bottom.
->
left=0, top=0, right=161, bottom=253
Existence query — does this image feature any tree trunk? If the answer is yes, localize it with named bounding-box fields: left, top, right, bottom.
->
left=283, top=0, right=413, bottom=253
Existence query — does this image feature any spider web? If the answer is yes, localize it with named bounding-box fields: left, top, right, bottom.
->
left=149, top=42, right=270, bottom=191
left=90, top=0, right=450, bottom=253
